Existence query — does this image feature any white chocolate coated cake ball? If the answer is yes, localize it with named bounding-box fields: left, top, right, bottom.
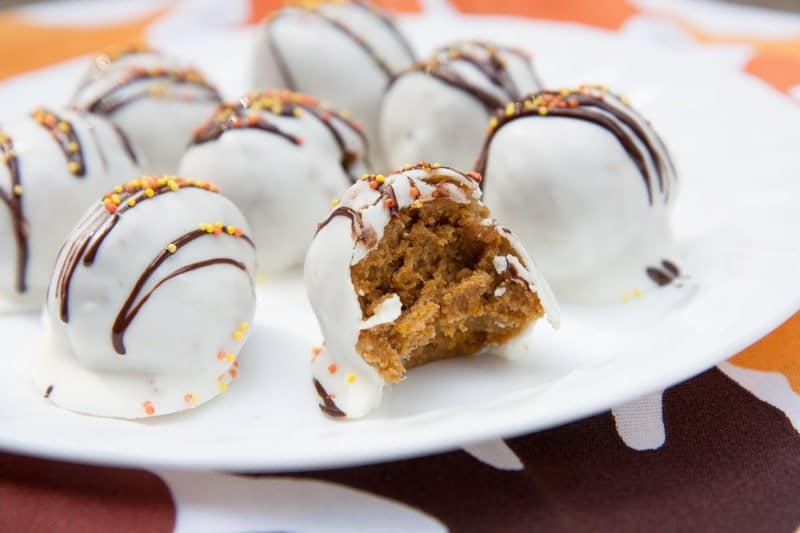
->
left=0, top=108, right=140, bottom=311
left=305, top=163, right=558, bottom=419
left=71, top=47, right=222, bottom=174
left=33, top=177, right=257, bottom=418
left=251, top=0, right=415, bottom=168
left=479, top=85, right=682, bottom=304
left=381, top=41, right=541, bottom=170
left=179, top=91, right=368, bottom=274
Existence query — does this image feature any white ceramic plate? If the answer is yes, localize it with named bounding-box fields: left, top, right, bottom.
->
left=0, top=14, right=798, bottom=472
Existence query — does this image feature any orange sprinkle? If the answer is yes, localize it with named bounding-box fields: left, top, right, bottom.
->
left=468, top=171, right=483, bottom=182
left=384, top=198, right=396, bottom=209
left=409, top=187, right=420, bottom=198
left=229, top=368, right=238, bottom=379
left=328, top=363, right=337, bottom=374
left=183, top=393, right=193, bottom=403
left=311, top=346, right=322, bottom=357
left=295, top=136, right=304, bottom=145
left=217, top=350, right=225, bottom=360
left=369, top=180, right=379, bottom=190
left=213, top=227, right=222, bottom=236
left=142, top=401, right=155, bottom=416
left=105, top=203, right=117, bottom=214
left=233, top=228, right=243, bottom=237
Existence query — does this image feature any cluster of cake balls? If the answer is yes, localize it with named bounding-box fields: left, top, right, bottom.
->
left=0, top=0, right=682, bottom=420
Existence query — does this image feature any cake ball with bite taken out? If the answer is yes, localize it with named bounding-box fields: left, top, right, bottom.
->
left=478, top=85, right=682, bottom=304
left=381, top=40, right=541, bottom=170
left=251, top=0, right=416, bottom=168
left=305, top=162, right=559, bottom=419
left=33, top=176, right=257, bottom=418
left=71, top=46, right=222, bottom=174
left=179, top=90, right=368, bottom=274
left=0, top=108, right=140, bottom=311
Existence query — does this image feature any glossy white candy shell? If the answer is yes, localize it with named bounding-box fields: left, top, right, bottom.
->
left=33, top=187, right=257, bottom=418
left=179, top=104, right=366, bottom=274
left=0, top=110, right=140, bottom=311
left=251, top=4, right=415, bottom=169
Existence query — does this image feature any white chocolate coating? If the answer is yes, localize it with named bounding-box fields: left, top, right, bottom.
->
left=481, top=86, right=681, bottom=304
left=33, top=180, right=257, bottom=419
left=381, top=41, right=541, bottom=170
left=179, top=91, right=368, bottom=274
left=0, top=109, right=140, bottom=312
left=71, top=49, right=222, bottom=174
left=305, top=163, right=559, bottom=419
left=251, top=0, right=415, bottom=169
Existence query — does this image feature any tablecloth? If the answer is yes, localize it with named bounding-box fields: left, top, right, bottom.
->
left=0, top=1, right=798, bottom=531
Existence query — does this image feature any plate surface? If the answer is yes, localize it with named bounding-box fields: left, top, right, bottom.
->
left=0, top=15, right=798, bottom=472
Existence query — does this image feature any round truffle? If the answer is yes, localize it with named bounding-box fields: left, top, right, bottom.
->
left=478, top=85, right=681, bottom=303
left=305, top=162, right=559, bottom=419
left=251, top=0, right=415, bottom=168
left=71, top=47, right=222, bottom=174
left=179, top=90, right=368, bottom=274
left=0, top=108, right=140, bottom=311
left=33, top=177, right=257, bottom=418
left=381, top=41, right=541, bottom=170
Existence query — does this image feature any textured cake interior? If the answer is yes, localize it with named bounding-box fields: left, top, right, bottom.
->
left=353, top=198, right=544, bottom=382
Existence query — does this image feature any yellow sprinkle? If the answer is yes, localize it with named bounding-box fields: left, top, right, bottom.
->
left=375, top=174, right=385, bottom=183
left=621, top=97, right=630, bottom=105
left=226, top=226, right=235, bottom=235
left=218, top=382, right=228, bottom=392
left=233, top=331, right=244, bottom=341
left=489, top=117, right=499, bottom=129
left=68, top=162, right=81, bottom=173
left=113, top=185, right=123, bottom=194
left=226, top=353, right=236, bottom=363
left=167, top=180, right=179, bottom=191
left=403, top=164, right=412, bottom=170
left=33, top=113, right=45, bottom=125
left=0, top=134, right=6, bottom=143
left=67, top=141, right=79, bottom=153
left=127, top=198, right=136, bottom=207
left=411, top=199, right=423, bottom=209
left=331, top=198, right=340, bottom=206
left=505, top=102, right=515, bottom=116
left=195, top=180, right=205, bottom=188
left=111, top=194, right=121, bottom=204
left=157, top=177, right=167, bottom=186
left=346, top=374, right=356, bottom=383
left=240, top=322, right=249, bottom=332
left=198, top=223, right=208, bottom=231
left=166, top=243, right=177, bottom=253
left=559, top=88, right=570, bottom=96
left=361, top=174, right=370, bottom=181
left=433, top=162, right=441, bottom=168
left=205, top=225, right=215, bottom=234
left=214, top=221, right=223, bottom=229
left=622, top=293, right=631, bottom=303
left=12, top=185, right=22, bottom=196
left=633, top=288, right=642, bottom=299
left=340, top=109, right=351, bottom=118
left=293, top=107, right=304, bottom=117
left=144, top=188, right=155, bottom=198
left=538, top=107, right=549, bottom=116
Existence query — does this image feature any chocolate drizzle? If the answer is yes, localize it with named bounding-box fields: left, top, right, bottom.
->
left=82, top=67, right=222, bottom=116
left=0, top=129, right=28, bottom=293
left=31, top=108, right=87, bottom=177
left=191, top=91, right=367, bottom=179
left=54, top=178, right=222, bottom=323
left=313, top=378, right=346, bottom=418
left=111, top=228, right=253, bottom=354
left=351, top=0, right=416, bottom=60
left=477, top=86, right=676, bottom=205
left=646, top=259, right=682, bottom=287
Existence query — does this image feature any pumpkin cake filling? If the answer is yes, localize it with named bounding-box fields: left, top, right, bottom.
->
left=352, top=197, right=544, bottom=383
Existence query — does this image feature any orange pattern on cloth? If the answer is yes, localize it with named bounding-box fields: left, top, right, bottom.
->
left=447, top=0, right=640, bottom=30
left=0, top=6, right=168, bottom=82
left=730, top=313, right=800, bottom=394
left=245, top=0, right=422, bottom=25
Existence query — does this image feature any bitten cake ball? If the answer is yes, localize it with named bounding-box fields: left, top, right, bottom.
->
left=179, top=90, right=368, bottom=274
left=71, top=46, right=222, bottom=174
left=0, top=108, right=140, bottom=311
left=478, top=85, right=682, bottom=304
left=33, top=177, right=256, bottom=419
left=251, top=0, right=415, bottom=168
left=305, top=162, right=559, bottom=419
left=381, top=41, right=541, bottom=170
